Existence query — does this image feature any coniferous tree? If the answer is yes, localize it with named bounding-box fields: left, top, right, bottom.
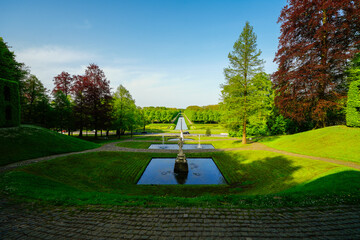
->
left=221, top=21, right=265, bottom=144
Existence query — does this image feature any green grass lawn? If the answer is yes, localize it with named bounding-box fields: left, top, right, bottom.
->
left=260, top=125, right=360, bottom=163
left=141, top=122, right=228, bottom=135
left=115, top=138, right=244, bottom=149
left=1, top=150, right=358, bottom=208
left=0, top=125, right=100, bottom=166
left=143, top=123, right=175, bottom=133
left=189, top=123, right=227, bottom=135
left=78, top=134, right=136, bottom=145
left=115, top=141, right=167, bottom=149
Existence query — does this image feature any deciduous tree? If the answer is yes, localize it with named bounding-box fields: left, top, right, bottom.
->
left=21, top=75, right=48, bottom=123
left=53, top=71, right=73, bottom=96
left=112, top=84, right=136, bottom=137
left=72, top=75, right=89, bottom=137
left=273, top=0, right=360, bottom=127
left=0, top=37, right=27, bottom=84
left=83, top=64, right=111, bottom=139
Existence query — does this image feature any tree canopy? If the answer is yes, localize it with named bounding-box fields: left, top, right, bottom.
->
left=273, top=0, right=360, bottom=127
left=0, top=37, right=27, bottom=83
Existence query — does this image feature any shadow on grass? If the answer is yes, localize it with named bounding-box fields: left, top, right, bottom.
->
left=207, top=151, right=302, bottom=195
left=282, top=170, right=360, bottom=195
left=2, top=150, right=359, bottom=207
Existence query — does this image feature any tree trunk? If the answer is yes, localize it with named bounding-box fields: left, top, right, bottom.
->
left=106, top=130, right=109, bottom=137
left=95, top=129, right=98, bottom=139
left=242, top=118, right=247, bottom=144
left=117, top=129, right=120, bottom=139
left=79, top=128, right=83, bottom=137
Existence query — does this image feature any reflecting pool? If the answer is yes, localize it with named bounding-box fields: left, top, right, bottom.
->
left=137, top=158, right=227, bottom=185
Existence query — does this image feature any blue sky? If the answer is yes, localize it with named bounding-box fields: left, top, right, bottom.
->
left=1, top=0, right=287, bottom=108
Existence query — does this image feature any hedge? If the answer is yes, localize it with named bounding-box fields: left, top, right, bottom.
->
left=346, top=79, right=360, bottom=127
left=0, top=78, right=20, bottom=127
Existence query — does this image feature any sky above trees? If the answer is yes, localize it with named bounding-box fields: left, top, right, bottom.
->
left=1, top=0, right=286, bottom=108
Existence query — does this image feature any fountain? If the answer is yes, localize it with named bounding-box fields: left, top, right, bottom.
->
left=136, top=114, right=225, bottom=185
left=197, top=134, right=202, bottom=149
left=159, top=134, right=168, bottom=149
left=174, top=137, right=189, bottom=173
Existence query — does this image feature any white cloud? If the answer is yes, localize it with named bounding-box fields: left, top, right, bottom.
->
left=18, top=46, right=96, bottom=65
left=16, top=46, right=97, bottom=90
left=15, top=45, right=222, bottom=108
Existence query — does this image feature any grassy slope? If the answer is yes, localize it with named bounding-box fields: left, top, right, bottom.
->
left=261, top=125, right=360, bottom=163
left=0, top=125, right=99, bottom=166
left=2, top=150, right=358, bottom=207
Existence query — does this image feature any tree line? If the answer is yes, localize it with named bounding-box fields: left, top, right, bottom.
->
left=143, top=107, right=179, bottom=124
left=0, top=39, right=145, bottom=138
left=184, top=105, right=222, bottom=123
left=220, top=1, right=360, bottom=143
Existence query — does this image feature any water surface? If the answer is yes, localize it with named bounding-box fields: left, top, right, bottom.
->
left=137, top=158, right=226, bottom=185
left=175, top=117, right=188, bottom=130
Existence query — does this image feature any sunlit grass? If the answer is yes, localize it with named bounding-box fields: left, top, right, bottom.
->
left=260, top=125, right=360, bottom=163
left=1, top=150, right=358, bottom=208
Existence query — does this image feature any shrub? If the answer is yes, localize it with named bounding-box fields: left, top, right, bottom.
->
left=346, top=79, right=360, bottom=127
left=0, top=78, right=20, bottom=127
left=205, top=128, right=211, bottom=136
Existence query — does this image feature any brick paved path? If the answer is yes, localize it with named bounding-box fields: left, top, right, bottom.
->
left=1, top=201, right=359, bottom=239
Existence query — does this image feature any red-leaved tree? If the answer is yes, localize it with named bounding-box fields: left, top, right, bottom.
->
left=72, top=74, right=90, bottom=137
left=53, top=71, right=73, bottom=96
left=273, top=0, right=360, bottom=127
left=84, top=64, right=112, bottom=138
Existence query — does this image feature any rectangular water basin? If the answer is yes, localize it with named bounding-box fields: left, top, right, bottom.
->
left=137, top=158, right=226, bottom=185
left=148, top=144, right=214, bottom=150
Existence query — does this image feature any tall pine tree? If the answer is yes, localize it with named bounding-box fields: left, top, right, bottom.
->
left=221, top=21, right=266, bottom=144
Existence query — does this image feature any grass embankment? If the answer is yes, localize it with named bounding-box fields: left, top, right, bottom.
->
left=261, top=125, right=360, bottom=163
left=0, top=125, right=99, bottom=166
left=189, top=123, right=227, bottom=135
left=1, top=150, right=358, bottom=208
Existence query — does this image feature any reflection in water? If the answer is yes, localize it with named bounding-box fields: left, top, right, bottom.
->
left=174, top=172, right=188, bottom=184
left=137, top=158, right=227, bottom=185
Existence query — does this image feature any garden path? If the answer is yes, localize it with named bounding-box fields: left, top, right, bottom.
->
left=2, top=140, right=359, bottom=173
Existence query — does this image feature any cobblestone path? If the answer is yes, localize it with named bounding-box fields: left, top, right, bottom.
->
left=1, top=201, right=360, bottom=239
